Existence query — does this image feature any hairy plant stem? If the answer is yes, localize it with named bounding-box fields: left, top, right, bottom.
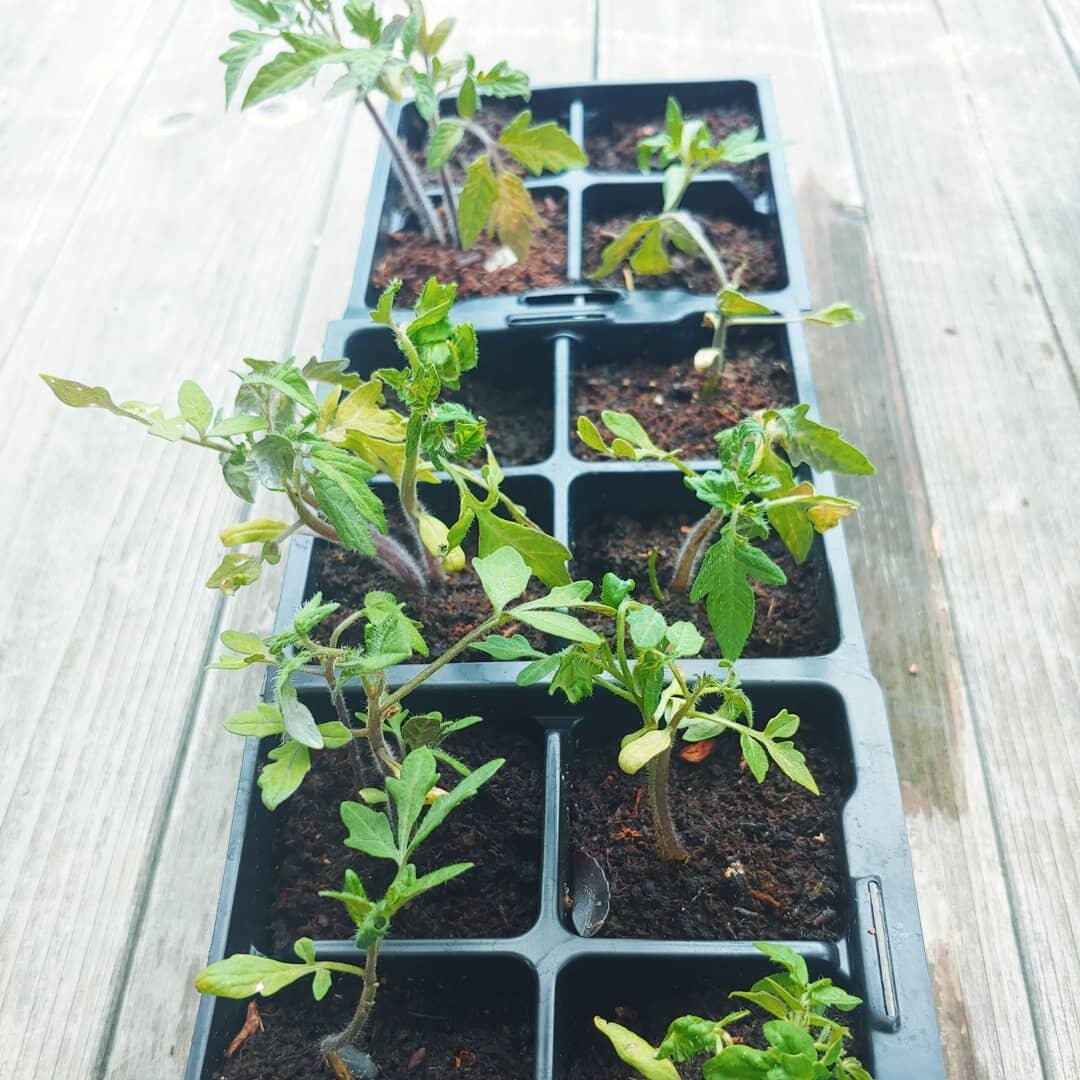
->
left=322, top=941, right=380, bottom=1057
left=362, top=95, right=446, bottom=244
left=438, top=166, right=461, bottom=247
left=671, top=508, right=724, bottom=592
left=325, top=659, right=372, bottom=795
left=384, top=613, right=503, bottom=709
left=648, top=747, right=689, bottom=861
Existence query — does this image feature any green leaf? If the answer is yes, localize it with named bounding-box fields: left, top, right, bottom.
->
left=341, top=800, right=399, bottom=862
left=312, top=968, right=332, bottom=1000
left=224, top=703, right=285, bottom=738
left=630, top=221, right=672, bottom=274
left=317, top=721, right=353, bottom=749
left=258, top=740, right=311, bottom=809
left=411, top=757, right=503, bottom=850
left=806, top=302, right=863, bottom=327
left=587, top=218, right=658, bottom=280
left=243, top=33, right=346, bottom=108
left=473, top=545, right=532, bottom=611
left=577, top=415, right=608, bottom=453
left=221, top=629, right=268, bottom=655
left=719, top=288, right=774, bottom=318
left=458, top=155, right=499, bottom=248
left=701, top=1044, right=771, bottom=1079
left=457, top=74, right=477, bottom=117
left=665, top=621, right=704, bottom=658
left=40, top=374, right=131, bottom=416
left=600, top=573, right=636, bottom=608
left=618, top=728, right=673, bottom=775
left=771, top=405, right=874, bottom=476
left=206, top=552, right=263, bottom=594
left=307, top=472, right=374, bottom=555
left=475, top=510, right=571, bottom=587
left=220, top=30, right=272, bottom=106
left=399, top=0, right=422, bottom=56
left=220, top=518, right=288, bottom=546
left=691, top=526, right=754, bottom=661
left=516, top=651, right=562, bottom=686
left=763, top=1021, right=815, bottom=1057
left=410, top=69, right=437, bottom=122
left=600, top=409, right=653, bottom=448
left=717, top=126, right=774, bottom=164
left=627, top=605, right=667, bottom=649
left=471, top=633, right=545, bottom=660
left=593, top=1018, right=680, bottom=1080
left=497, top=110, right=588, bottom=175
left=754, top=942, right=809, bottom=987
left=241, top=361, right=319, bottom=413
left=765, top=740, right=819, bottom=795
left=422, top=16, right=455, bottom=55
left=426, top=119, right=465, bottom=170
left=394, top=860, right=473, bottom=903
left=276, top=685, right=323, bottom=749
left=514, top=609, right=601, bottom=644
left=474, top=59, right=529, bottom=98
left=208, top=414, right=267, bottom=438
left=195, top=954, right=318, bottom=999
left=387, top=747, right=438, bottom=853
left=763, top=709, right=800, bottom=740
left=230, top=0, right=283, bottom=26
left=657, top=1015, right=716, bottom=1063
left=319, top=867, right=373, bottom=926
left=811, top=985, right=862, bottom=1012
left=344, top=0, right=381, bottom=41
left=740, top=733, right=769, bottom=782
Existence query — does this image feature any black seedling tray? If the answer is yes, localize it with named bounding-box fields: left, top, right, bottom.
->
left=346, top=78, right=811, bottom=323
left=187, top=78, right=944, bottom=1079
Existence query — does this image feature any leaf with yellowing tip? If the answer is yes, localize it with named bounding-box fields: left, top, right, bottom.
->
left=618, top=728, right=673, bottom=775
left=593, top=1018, right=679, bottom=1080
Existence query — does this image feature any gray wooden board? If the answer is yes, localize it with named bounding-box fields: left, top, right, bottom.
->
left=595, top=1, right=1071, bottom=1077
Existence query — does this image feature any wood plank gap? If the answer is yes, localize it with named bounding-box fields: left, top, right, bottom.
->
left=811, top=4, right=1054, bottom=1074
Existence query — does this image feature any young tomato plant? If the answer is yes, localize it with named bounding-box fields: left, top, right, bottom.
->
left=222, top=0, right=586, bottom=261
left=196, top=745, right=502, bottom=1076
left=41, top=278, right=572, bottom=596
left=594, top=941, right=873, bottom=1080
left=588, top=95, right=861, bottom=394
left=577, top=406, right=874, bottom=661
left=493, top=575, right=817, bottom=862
left=214, top=544, right=600, bottom=810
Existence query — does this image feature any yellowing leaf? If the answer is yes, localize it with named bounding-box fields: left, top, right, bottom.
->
left=458, top=155, right=499, bottom=249
left=593, top=1018, right=679, bottom=1080
left=490, top=172, right=540, bottom=261
left=618, top=728, right=673, bottom=775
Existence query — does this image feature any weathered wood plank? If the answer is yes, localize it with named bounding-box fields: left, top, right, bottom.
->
left=0, top=6, right=357, bottom=1076
left=817, top=5, right=1080, bottom=1074
left=97, top=4, right=596, bottom=1076
left=596, top=3, right=1049, bottom=1077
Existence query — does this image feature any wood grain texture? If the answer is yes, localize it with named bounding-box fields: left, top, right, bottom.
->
left=596, top=2, right=1053, bottom=1076
left=0, top=3, right=355, bottom=1075
left=90, top=3, right=596, bottom=1077
left=817, top=4, right=1080, bottom=1074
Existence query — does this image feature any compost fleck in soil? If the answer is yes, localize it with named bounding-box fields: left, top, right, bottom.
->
left=572, top=329, right=796, bottom=461
left=269, top=721, right=544, bottom=949
left=582, top=210, right=783, bottom=294
left=372, top=195, right=568, bottom=302
left=567, top=720, right=850, bottom=941
left=214, top=973, right=534, bottom=1079
left=586, top=105, right=770, bottom=195
left=572, top=518, right=836, bottom=658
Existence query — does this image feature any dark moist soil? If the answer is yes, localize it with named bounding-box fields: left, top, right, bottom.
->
left=372, top=195, right=568, bottom=302
left=586, top=105, right=770, bottom=196
left=214, top=972, right=534, bottom=1079
left=311, top=506, right=553, bottom=660
left=572, top=518, right=836, bottom=658
left=269, top=720, right=544, bottom=949
left=567, top=985, right=761, bottom=1080
left=583, top=210, right=783, bottom=294
left=572, top=333, right=796, bottom=461
left=452, top=376, right=552, bottom=466
left=567, top=722, right=849, bottom=942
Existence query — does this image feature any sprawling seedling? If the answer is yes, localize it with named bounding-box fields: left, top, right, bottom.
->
left=41, top=278, right=572, bottom=595
left=196, top=745, right=502, bottom=1076
left=477, top=574, right=816, bottom=862
left=594, top=941, right=873, bottom=1079
left=578, top=407, right=874, bottom=661
left=214, top=545, right=598, bottom=808
left=589, top=95, right=861, bottom=394
left=222, top=0, right=586, bottom=260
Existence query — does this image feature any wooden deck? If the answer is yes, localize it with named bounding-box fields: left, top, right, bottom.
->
left=1, top=1, right=1077, bottom=1076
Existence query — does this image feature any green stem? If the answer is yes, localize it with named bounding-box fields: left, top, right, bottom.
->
left=383, top=613, right=503, bottom=709
left=321, top=941, right=380, bottom=1056
left=661, top=209, right=729, bottom=289
left=648, top=746, right=689, bottom=862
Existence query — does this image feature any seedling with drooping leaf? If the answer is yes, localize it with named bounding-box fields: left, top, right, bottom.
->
left=196, top=745, right=503, bottom=1075
left=589, top=95, right=862, bottom=395
left=41, top=278, right=573, bottom=597
left=594, top=941, right=873, bottom=1079
left=577, top=406, right=874, bottom=662
left=214, top=544, right=601, bottom=810
left=221, top=0, right=586, bottom=264
left=479, top=574, right=817, bottom=863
